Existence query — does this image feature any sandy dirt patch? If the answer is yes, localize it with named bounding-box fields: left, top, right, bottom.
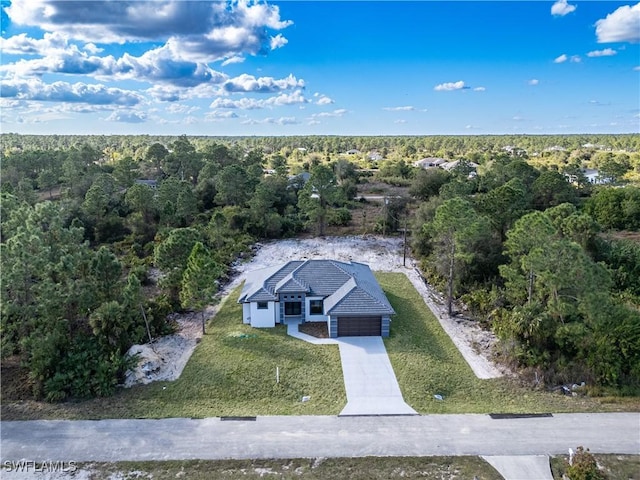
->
left=125, top=235, right=505, bottom=386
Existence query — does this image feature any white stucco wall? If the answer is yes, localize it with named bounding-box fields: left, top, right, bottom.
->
left=305, top=296, right=328, bottom=322
left=250, top=301, right=276, bottom=328
left=242, top=303, right=251, bottom=324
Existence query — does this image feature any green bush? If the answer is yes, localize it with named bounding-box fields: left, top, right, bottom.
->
left=566, top=446, right=608, bottom=480
left=327, top=207, right=352, bottom=226
left=376, top=176, right=412, bottom=187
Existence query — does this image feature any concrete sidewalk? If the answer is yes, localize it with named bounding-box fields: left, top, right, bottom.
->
left=286, top=322, right=337, bottom=345
left=337, top=337, right=417, bottom=416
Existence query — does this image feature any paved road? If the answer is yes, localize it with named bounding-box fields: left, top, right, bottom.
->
left=337, top=337, right=417, bottom=416
left=2, top=413, right=638, bottom=462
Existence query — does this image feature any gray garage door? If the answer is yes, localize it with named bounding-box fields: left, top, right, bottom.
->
left=337, top=316, right=382, bottom=336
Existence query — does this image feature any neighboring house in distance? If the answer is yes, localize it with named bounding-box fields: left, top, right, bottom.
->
left=413, top=158, right=478, bottom=178
left=502, top=145, right=527, bottom=157
left=344, top=149, right=361, bottom=155
left=287, top=171, right=311, bottom=189
left=545, top=145, right=567, bottom=152
left=582, top=168, right=609, bottom=185
left=238, top=260, right=395, bottom=337
left=368, top=151, right=383, bottom=161
left=413, top=157, right=447, bottom=169
left=565, top=168, right=609, bottom=185
left=440, top=159, right=479, bottom=173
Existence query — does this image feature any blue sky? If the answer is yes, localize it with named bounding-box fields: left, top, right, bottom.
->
left=1, top=0, right=639, bottom=136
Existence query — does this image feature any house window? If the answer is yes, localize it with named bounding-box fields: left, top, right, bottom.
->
left=285, top=302, right=302, bottom=316
left=257, top=302, right=268, bottom=310
left=309, top=300, right=323, bottom=315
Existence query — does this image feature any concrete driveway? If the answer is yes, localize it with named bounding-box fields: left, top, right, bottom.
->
left=337, top=337, right=417, bottom=416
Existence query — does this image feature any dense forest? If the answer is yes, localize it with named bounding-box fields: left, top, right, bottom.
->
left=1, top=133, right=639, bottom=402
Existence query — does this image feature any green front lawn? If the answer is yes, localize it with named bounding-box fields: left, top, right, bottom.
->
left=2, top=273, right=637, bottom=421
left=379, top=272, right=639, bottom=414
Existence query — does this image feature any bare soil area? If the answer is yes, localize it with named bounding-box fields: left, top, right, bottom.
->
left=125, top=235, right=505, bottom=386
left=299, top=322, right=330, bottom=338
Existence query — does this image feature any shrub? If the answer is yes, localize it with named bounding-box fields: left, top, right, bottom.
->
left=566, top=446, right=607, bottom=480
left=327, top=207, right=352, bottom=226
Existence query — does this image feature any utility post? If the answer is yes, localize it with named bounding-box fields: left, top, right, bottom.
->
left=403, top=215, right=408, bottom=267
left=383, top=197, right=389, bottom=236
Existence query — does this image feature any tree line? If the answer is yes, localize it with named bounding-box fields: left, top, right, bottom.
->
left=410, top=156, right=640, bottom=392
left=1, top=135, right=356, bottom=401
left=1, top=133, right=639, bottom=401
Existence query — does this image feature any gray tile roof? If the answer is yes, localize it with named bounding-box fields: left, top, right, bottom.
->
left=275, top=274, right=310, bottom=293
left=238, top=259, right=395, bottom=316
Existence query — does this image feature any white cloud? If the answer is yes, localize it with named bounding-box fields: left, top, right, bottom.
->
left=434, top=80, right=467, bottom=91
left=634, top=66, right=640, bottom=71
left=551, top=0, right=576, bottom=17
left=473, top=86, right=486, bottom=92
left=587, top=48, right=617, bottom=57
left=394, top=119, right=407, bottom=124
left=0, top=32, right=67, bottom=55
left=210, top=97, right=263, bottom=109
left=316, top=95, right=334, bottom=105
left=209, top=89, right=308, bottom=110
left=146, top=85, right=184, bottom=102
left=242, top=116, right=297, bottom=125
left=221, top=56, right=245, bottom=66
left=206, top=110, right=239, bottom=120
left=83, top=43, right=103, bottom=54
left=1, top=42, right=229, bottom=88
left=270, top=34, right=288, bottom=50
left=309, top=109, right=348, bottom=120
left=595, top=3, right=640, bottom=43
left=553, top=54, right=580, bottom=64
left=528, top=79, right=539, bottom=85
left=383, top=106, right=415, bottom=111
left=166, top=104, right=200, bottom=115
left=267, top=90, right=308, bottom=106
left=0, top=77, right=143, bottom=106
left=105, top=111, right=147, bottom=123
left=223, top=73, right=304, bottom=93
left=6, top=0, right=293, bottom=61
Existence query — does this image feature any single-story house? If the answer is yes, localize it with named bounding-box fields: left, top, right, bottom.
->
left=439, top=160, right=479, bottom=172
left=238, top=260, right=395, bottom=337
left=582, top=168, right=608, bottom=185
left=413, top=157, right=447, bottom=169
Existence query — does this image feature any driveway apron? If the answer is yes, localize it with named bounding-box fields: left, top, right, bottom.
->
left=482, top=455, right=554, bottom=480
left=337, top=337, right=417, bottom=416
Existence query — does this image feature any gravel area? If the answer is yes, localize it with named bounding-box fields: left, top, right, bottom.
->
left=125, top=235, right=505, bottom=386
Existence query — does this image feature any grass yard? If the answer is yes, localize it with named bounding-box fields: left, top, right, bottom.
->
left=1, top=286, right=346, bottom=420
left=378, top=272, right=640, bottom=414
left=550, top=454, right=640, bottom=480
left=2, top=273, right=638, bottom=420
left=54, top=457, right=504, bottom=480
